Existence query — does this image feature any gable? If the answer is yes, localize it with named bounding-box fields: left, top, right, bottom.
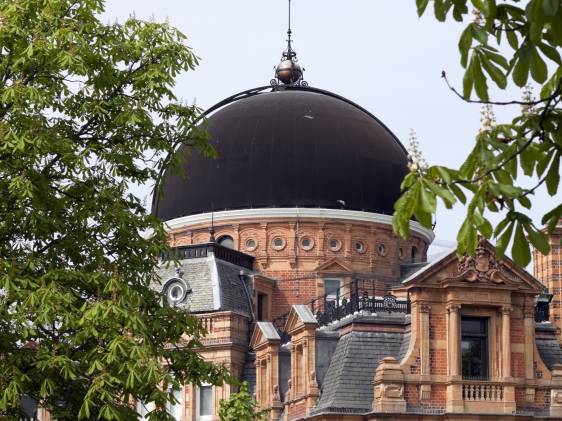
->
left=314, top=257, right=352, bottom=274
left=403, top=239, right=544, bottom=294
left=250, top=321, right=280, bottom=350
left=286, top=304, right=317, bottom=335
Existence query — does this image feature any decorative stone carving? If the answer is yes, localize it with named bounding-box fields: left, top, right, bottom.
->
left=381, top=383, right=403, bottom=398
left=285, top=379, right=292, bottom=403
left=373, top=357, right=407, bottom=413
left=273, top=385, right=281, bottom=402
left=420, top=303, right=431, bottom=313
left=454, top=238, right=508, bottom=284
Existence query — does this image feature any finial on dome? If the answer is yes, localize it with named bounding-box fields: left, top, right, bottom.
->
left=271, top=0, right=308, bottom=87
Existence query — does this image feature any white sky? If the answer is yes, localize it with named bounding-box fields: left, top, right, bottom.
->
left=102, top=0, right=555, bottom=261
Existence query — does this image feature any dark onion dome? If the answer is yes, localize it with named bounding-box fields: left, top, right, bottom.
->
left=152, top=86, right=409, bottom=221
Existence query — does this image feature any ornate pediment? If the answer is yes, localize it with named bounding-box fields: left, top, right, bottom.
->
left=404, top=238, right=544, bottom=294
left=452, top=238, right=509, bottom=284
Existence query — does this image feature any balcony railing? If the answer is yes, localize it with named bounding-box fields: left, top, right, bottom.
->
left=161, top=243, right=254, bottom=270
left=462, top=382, right=504, bottom=402
left=272, top=279, right=410, bottom=341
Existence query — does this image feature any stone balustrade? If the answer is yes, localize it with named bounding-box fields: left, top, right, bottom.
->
left=462, top=382, right=504, bottom=402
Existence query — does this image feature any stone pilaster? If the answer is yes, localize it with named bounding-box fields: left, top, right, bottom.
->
left=373, top=357, right=407, bottom=412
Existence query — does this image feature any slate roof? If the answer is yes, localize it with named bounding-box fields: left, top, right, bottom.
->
left=155, top=253, right=253, bottom=317
left=312, top=330, right=405, bottom=415
left=315, top=330, right=339, bottom=388
left=536, top=323, right=562, bottom=370
left=293, top=304, right=317, bottom=324
left=256, top=321, right=281, bottom=341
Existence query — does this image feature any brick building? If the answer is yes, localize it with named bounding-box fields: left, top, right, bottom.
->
left=35, top=37, right=562, bottom=421
left=141, top=41, right=562, bottom=420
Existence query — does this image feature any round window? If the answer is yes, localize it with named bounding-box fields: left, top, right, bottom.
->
left=329, top=238, right=341, bottom=252
left=300, top=236, right=314, bottom=250
left=165, top=278, right=190, bottom=306
left=272, top=237, right=286, bottom=251
left=378, top=243, right=387, bottom=256
left=355, top=241, right=366, bottom=253
left=245, top=238, right=257, bottom=251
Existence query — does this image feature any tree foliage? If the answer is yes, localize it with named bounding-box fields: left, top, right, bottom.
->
left=0, top=1, right=225, bottom=419
left=218, top=383, right=267, bottom=421
left=393, top=0, right=562, bottom=265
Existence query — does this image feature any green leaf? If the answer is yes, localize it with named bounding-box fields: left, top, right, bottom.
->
left=506, top=31, right=519, bottom=49
left=495, top=220, right=514, bottom=258
left=525, top=225, right=551, bottom=254
left=542, top=0, right=559, bottom=16
left=550, top=7, right=562, bottom=44
left=481, top=54, right=507, bottom=88
left=545, top=152, right=560, bottom=195
left=512, top=48, right=531, bottom=87
left=512, top=223, right=531, bottom=266
left=518, top=195, right=532, bottom=209
left=542, top=204, right=562, bottom=232
left=450, top=184, right=467, bottom=204
left=472, top=54, right=490, bottom=100
left=463, top=58, right=475, bottom=98
left=459, top=25, right=473, bottom=67
left=417, top=0, right=430, bottom=16
left=529, top=47, right=548, bottom=83
left=538, top=42, right=562, bottom=65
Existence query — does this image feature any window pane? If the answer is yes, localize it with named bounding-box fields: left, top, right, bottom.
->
left=461, top=318, right=486, bottom=335
left=199, top=385, right=212, bottom=416
left=461, top=317, right=488, bottom=380
left=324, top=279, right=341, bottom=297
left=218, top=236, right=234, bottom=249
left=167, top=388, right=183, bottom=420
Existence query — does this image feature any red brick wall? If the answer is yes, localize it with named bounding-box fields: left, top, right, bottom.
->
left=404, top=384, right=446, bottom=413
left=515, top=388, right=550, bottom=415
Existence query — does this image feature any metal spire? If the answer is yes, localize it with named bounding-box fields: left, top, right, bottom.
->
left=286, top=0, right=294, bottom=59
left=271, top=0, right=307, bottom=86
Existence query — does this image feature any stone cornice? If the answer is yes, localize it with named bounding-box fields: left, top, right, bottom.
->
left=163, top=208, right=435, bottom=243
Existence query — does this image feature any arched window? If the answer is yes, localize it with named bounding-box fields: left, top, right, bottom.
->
left=411, top=246, right=418, bottom=262
left=217, top=235, right=234, bottom=249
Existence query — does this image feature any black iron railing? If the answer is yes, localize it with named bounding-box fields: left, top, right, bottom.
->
left=161, top=243, right=254, bottom=270
left=272, top=279, right=410, bottom=341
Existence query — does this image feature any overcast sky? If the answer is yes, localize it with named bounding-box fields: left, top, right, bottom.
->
left=102, top=1, right=554, bottom=260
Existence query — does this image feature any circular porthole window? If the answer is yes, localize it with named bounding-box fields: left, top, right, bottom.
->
left=355, top=241, right=366, bottom=254
left=300, top=236, right=314, bottom=251
left=164, top=278, right=191, bottom=306
left=329, top=238, right=341, bottom=252
left=245, top=238, right=257, bottom=251
left=378, top=243, right=387, bottom=256
left=272, top=237, right=286, bottom=251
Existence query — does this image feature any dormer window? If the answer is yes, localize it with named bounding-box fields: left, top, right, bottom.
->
left=461, top=317, right=489, bottom=380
